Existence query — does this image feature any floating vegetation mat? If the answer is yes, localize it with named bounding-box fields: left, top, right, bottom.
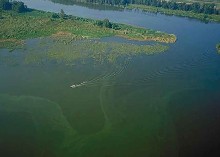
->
left=23, top=39, right=169, bottom=65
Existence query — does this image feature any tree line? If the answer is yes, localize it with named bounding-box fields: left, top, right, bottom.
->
left=52, top=0, right=219, bottom=15
left=130, top=0, right=219, bottom=15
left=51, top=9, right=121, bottom=29
left=0, top=0, right=28, bottom=13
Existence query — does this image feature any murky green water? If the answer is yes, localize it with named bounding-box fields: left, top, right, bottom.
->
left=1, top=0, right=220, bottom=157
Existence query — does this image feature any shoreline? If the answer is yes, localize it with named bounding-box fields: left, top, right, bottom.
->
left=49, top=1, right=220, bottom=23
left=126, top=4, right=220, bottom=23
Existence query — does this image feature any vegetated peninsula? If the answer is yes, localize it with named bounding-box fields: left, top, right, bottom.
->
left=0, top=1, right=176, bottom=50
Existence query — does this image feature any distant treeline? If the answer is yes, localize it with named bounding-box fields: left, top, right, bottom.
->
left=52, top=0, right=219, bottom=15
left=0, top=0, right=28, bottom=13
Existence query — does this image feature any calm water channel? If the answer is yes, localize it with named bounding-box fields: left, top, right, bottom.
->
left=0, top=0, right=220, bottom=157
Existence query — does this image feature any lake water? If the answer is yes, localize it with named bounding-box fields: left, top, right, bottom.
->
left=1, top=0, right=220, bottom=157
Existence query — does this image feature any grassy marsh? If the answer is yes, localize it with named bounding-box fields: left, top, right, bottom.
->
left=0, top=9, right=176, bottom=50
left=23, top=39, right=169, bottom=65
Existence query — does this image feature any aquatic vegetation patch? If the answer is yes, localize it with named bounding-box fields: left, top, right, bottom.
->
left=0, top=94, right=73, bottom=157
left=24, top=39, right=169, bottom=65
left=0, top=39, right=24, bottom=50
left=0, top=86, right=177, bottom=157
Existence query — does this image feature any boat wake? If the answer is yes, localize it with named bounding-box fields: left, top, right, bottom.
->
left=70, top=81, right=87, bottom=88
left=70, top=51, right=217, bottom=89
left=70, top=59, right=131, bottom=89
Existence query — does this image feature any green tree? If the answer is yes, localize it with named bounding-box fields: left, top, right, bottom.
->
left=95, top=20, right=103, bottom=27
left=0, top=0, right=11, bottom=10
left=12, top=1, right=27, bottom=13
left=60, top=9, right=65, bottom=19
left=52, top=13, right=59, bottom=18
left=103, top=18, right=112, bottom=28
left=112, top=23, right=120, bottom=30
left=0, top=9, right=2, bottom=19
